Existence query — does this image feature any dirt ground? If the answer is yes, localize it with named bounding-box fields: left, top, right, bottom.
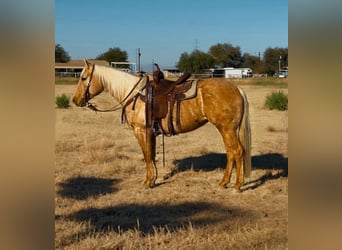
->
left=55, top=80, right=288, bottom=249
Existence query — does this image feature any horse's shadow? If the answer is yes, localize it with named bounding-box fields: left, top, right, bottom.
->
left=56, top=174, right=255, bottom=248
left=166, top=152, right=288, bottom=190
left=57, top=176, right=122, bottom=200
left=243, top=153, right=288, bottom=191
left=171, top=152, right=226, bottom=172
left=57, top=201, right=254, bottom=247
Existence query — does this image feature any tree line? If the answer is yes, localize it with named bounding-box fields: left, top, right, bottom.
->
left=55, top=43, right=288, bottom=75
left=176, top=43, right=288, bottom=75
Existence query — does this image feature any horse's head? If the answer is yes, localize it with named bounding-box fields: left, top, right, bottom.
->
left=72, top=59, right=104, bottom=107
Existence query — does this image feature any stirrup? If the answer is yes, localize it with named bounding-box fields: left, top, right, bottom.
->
left=151, top=121, right=162, bottom=136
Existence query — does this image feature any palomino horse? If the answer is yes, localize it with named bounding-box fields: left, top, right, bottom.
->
left=73, top=60, right=251, bottom=192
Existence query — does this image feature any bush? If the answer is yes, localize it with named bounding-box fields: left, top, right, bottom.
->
left=264, top=91, right=288, bottom=111
left=56, top=94, right=70, bottom=108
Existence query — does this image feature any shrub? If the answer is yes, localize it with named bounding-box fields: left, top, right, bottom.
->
left=56, top=94, right=70, bottom=108
left=264, top=91, right=288, bottom=111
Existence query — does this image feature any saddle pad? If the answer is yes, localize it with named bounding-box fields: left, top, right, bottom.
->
left=180, top=80, right=198, bottom=100
left=138, top=79, right=198, bottom=100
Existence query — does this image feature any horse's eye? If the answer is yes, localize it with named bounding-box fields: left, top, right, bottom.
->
left=81, top=77, right=87, bottom=81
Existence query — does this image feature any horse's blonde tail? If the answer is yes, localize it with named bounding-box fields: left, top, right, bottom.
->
left=237, top=87, right=252, bottom=177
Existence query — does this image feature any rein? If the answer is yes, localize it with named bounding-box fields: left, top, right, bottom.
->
left=84, top=66, right=145, bottom=113
left=83, top=64, right=95, bottom=104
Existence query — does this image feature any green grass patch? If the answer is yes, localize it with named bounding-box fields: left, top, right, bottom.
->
left=251, top=78, right=288, bottom=88
left=264, top=91, right=288, bottom=111
left=55, top=94, right=70, bottom=108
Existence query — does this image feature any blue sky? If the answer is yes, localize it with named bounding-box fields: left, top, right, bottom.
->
left=55, top=0, right=288, bottom=71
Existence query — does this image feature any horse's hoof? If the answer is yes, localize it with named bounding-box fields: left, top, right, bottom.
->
left=231, top=184, right=242, bottom=194
left=219, top=181, right=228, bottom=188
left=143, top=180, right=155, bottom=188
left=143, top=181, right=151, bottom=188
left=229, top=188, right=241, bottom=194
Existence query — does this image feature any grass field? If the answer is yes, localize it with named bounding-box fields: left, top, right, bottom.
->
left=55, top=77, right=288, bottom=249
left=55, top=76, right=79, bottom=85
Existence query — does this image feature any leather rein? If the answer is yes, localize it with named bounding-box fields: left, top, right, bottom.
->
left=83, top=64, right=145, bottom=113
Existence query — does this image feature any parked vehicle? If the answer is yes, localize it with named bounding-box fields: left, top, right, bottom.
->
left=224, top=68, right=253, bottom=78
left=208, top=67, right=253, bottom=78
left=274, top=70, right=288, bottom=78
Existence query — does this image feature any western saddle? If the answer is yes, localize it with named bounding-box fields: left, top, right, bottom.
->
left=122, top=64, right=196, bottom=136
left=146, top=64, right=193, bottom=136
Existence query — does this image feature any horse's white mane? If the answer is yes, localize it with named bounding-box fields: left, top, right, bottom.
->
left=94, top=65, right=141, bottom=101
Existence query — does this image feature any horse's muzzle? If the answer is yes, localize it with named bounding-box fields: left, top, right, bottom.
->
left=72, top=96, right=86, bottom=107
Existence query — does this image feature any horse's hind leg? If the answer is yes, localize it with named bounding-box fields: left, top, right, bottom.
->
left=218, top=128, right=244, bottom=192
left=133, top=126, right=157, bottom=188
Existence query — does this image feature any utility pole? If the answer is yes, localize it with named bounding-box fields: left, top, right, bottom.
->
left=137, top=48, right=141, bottom=73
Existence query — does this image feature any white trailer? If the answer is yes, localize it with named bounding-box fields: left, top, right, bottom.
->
left=224, top=68, right=253, bottom=78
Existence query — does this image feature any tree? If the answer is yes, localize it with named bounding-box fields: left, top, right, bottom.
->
left=176, top=50, right=214, bottom=74
left=177, top=52, right=191, bottom=72
left=55, top=44, right=71, bottom=62
left=176, top=43, right=288, bottom=75
left=263, top=47, right=288, bottom=75
left=241, top=53, right=263, bottom=73
left=209, top=43, right=242, bottom=68
left=96, top=47, right=128, bottom=67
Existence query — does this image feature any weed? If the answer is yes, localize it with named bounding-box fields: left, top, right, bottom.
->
left=56, top=93, right=70, bottom=108
left=264, top=91, right=288, bottom=111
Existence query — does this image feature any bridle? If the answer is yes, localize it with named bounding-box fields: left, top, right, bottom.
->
left=82, top=64, right=146, bottom=113
left=83, top=64, right=96, bottom=105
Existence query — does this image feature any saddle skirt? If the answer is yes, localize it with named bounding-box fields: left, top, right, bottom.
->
left=141, top=79, right=198, bottom=136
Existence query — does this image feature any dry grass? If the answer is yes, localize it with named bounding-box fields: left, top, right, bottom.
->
left=55, top=80, right=288, bottom=249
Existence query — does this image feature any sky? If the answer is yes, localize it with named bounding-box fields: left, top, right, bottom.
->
left=55, top=0, right=288, bottom=71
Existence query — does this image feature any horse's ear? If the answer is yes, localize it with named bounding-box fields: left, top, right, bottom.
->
left=84, top=59, right=92, bottom=68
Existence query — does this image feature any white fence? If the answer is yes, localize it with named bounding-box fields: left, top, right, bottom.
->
left=55, top=72, right=81, bottom=78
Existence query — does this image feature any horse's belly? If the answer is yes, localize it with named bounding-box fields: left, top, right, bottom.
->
left=161, top=97, right=207, bottom=134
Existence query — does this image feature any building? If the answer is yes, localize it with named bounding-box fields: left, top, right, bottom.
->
left=162, top=69, right=183, bottom=78
left=55, top=60, right=109, bottom=77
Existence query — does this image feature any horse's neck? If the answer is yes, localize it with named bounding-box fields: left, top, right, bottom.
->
left=97, top=66, right=140, bottom=103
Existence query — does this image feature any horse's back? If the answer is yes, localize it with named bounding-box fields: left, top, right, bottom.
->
left=198, top=78, right=244, bottom=127
left=199, top=78, right=242, bottom=98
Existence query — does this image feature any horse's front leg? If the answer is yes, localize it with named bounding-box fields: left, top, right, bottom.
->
left=133, top=126, right=157, bottom=188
